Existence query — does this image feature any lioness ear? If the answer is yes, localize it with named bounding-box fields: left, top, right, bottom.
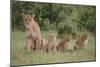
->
left=32, top=14, right=35, bottom=19
left=22, top=13, right=25, bottom=17
left=22, top=13, right=24, bottom=20
left=22, top=13, right=25, bottom=19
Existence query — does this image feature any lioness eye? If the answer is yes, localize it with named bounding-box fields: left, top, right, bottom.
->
left=26, top=22, right=29, bottom=25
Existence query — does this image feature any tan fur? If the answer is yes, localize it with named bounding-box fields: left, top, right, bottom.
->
left=40, top=38, right=47, bottom=51
left=23, top=14, right=41, bottom=51
left=46, top=33, right=58, bottom=53
left=74, top=32, right=90, bottom=49
left=57, top=35, right=70, bottom=52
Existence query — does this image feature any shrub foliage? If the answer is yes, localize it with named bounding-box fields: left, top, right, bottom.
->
left=11, top=1, right=96, bottom=35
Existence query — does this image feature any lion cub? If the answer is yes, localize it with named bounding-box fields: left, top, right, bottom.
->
left=46, top=32, right=58, bottom=53
left=57, top=35, right=71, bottom=52
left=74, top=32, right=90, bottom=49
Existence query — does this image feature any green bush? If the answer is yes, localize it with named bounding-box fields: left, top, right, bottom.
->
left=11, top=1, right=96, bottom=35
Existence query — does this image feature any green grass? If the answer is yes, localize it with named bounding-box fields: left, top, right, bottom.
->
left=11, top=31, right=96, bottom=66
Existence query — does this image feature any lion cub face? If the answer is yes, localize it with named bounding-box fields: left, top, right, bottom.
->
left=46, top=32, right=58, bottom=52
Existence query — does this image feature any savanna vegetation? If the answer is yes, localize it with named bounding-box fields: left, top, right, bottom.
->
left=11, top=1, right=96, bottom=66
